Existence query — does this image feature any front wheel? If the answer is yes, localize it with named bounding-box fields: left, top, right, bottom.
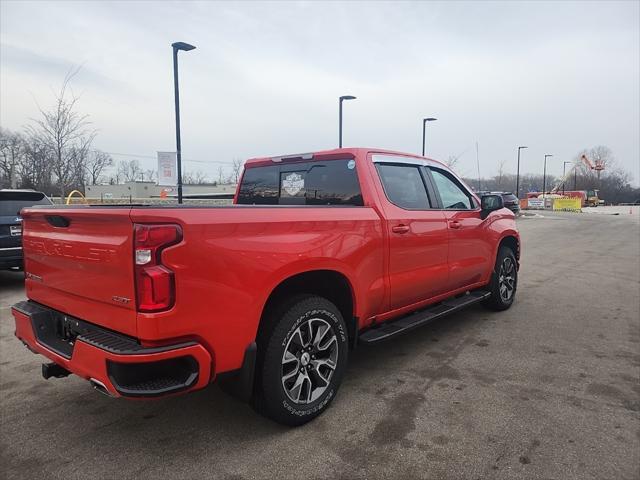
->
left=254, top=295, right=349, bottom=426
left=482, top=246, right=518, bottom=311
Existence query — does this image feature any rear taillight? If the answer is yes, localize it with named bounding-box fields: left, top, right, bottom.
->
left=134, top=224, right=182, bottom=312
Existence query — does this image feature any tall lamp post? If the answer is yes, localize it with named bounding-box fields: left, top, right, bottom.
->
left=543, top=154, right=553, bottom=199
left=172, top=41, right=196, bottom=204
left=422, top=117, right=437, bottom=156
left=338, top=95, right=356, bottom=148
left=562, top=161, right=572, bottom=195
left=516, top=146, right=528, bottom=199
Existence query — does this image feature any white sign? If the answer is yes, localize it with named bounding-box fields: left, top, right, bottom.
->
left=528, top=198, right=544, bottom=209
left=157, top=151, right=177, bottom=186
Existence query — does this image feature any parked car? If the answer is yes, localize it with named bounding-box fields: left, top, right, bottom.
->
left=478, top=191, right=520, bottom=215
left=12, top=148, right=519, bottom=426
left=0, top=189, right=52, bottom=269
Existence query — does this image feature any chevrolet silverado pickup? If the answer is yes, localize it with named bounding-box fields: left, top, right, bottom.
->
left=12, top=148, right=519, bottom=426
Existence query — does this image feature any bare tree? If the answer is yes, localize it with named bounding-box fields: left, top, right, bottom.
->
left=85, top=150, right=113, bottom=185
left=496, top=159, right=507, bottom=189
left=19, top=138, right=54, bottom=193
left=183, top=170, right=208, bottom=185
left=144, top=169, right=157, bottom=183
left=117, top=159, right=143, bottom=183
left=217, top=165, right=225, bottom=184
left=0, top=128, right=25, bottom=188
left=193, top=170, right=208, bottom=184
left=588, top=145, right=613, bottom=167
left=231, top=158, right=244, bottom=184
left=574, top=145, right=614, bottom=188
left=25, top=69, right=96, bottom=197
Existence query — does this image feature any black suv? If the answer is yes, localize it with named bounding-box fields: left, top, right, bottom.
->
left=1, top=190, right=53, bottom=269
left=478, top=191, right=520, bottom=215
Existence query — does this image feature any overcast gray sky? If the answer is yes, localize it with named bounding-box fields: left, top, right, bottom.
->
left=1, top=1, right=639, bottom=183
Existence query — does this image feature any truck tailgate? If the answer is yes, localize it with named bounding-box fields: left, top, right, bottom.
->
left=21, top=207, right=138, bottom=336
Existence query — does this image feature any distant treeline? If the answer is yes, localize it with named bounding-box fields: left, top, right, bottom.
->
left=455, top=146, right=639, bottom=204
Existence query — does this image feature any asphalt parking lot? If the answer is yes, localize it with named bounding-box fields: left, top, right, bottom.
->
left=1, top=210, right=638, bottom=480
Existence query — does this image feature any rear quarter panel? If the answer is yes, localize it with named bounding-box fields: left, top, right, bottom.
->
left=130, top=206, right=385, bottom=373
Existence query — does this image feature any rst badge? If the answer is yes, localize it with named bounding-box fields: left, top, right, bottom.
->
left=10, top=225, right=22, bottom=236
left=112, top=296, right=131, bottom=305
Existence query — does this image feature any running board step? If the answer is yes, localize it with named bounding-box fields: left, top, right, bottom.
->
left=359, top=290, right=491, bottom=345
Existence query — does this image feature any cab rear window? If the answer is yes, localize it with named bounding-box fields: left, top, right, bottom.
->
left=237, top=159, right=363, bottom=206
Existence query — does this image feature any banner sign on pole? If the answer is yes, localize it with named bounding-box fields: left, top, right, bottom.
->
left=157, top=152, right=177, bottom=186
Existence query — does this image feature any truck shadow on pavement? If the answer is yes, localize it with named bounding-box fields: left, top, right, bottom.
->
left=2, top=295, right=495, bottom=480
left=38, top=304, right=486, bottom=433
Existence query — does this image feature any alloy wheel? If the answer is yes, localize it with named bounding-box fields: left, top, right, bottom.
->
left=498, top=257, right=516, bottom=302
left=281, top=318, right=338, bottom=404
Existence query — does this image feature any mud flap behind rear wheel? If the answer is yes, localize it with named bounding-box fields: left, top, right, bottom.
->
left=218, top=342, right=257, bottom=402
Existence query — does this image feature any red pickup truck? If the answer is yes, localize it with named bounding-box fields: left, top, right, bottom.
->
left=12, top=148, right=519, bottom=425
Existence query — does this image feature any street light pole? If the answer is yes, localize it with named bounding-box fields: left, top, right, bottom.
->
left=516, top=146, right=528, bottom=199
left=339, top=95, right=356, bottom=148
left=171, top=41, right=196, bottom=204
left=543, top=154, right=553, bottom=199
left=563, top=161, right=572, bottom=195
left=422, top=117, right=437, bottom=156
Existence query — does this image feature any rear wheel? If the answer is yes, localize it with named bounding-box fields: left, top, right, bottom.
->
left=253, top=295, right=349, bottom=426
left=482, top=246, right=518, bottom=311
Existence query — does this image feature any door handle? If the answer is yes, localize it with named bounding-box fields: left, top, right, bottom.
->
left=449, top=220, right=462, bottom=229
left=392, top=224, right=410, bottom=234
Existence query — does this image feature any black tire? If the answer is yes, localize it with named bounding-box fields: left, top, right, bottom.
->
left=482, top=246, right=518, bottom=311
left=253, top=295, right=349, bottom=426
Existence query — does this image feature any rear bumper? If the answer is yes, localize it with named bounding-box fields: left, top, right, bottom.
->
left=12, top=301, right=212, bottom=398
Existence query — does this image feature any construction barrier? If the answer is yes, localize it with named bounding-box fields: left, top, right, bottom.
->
left=552, top=197, right=582, bottom=212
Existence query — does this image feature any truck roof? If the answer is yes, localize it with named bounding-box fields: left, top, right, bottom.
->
left=244, top=147, right=448, bottom=169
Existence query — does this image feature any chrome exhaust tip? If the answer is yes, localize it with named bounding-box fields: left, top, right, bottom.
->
left=90, top=378, right=115, bottom=397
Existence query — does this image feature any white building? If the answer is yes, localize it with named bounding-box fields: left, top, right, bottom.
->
left=85, top=181, right=237, bottom=200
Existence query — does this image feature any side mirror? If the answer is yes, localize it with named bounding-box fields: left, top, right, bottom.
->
left=480, top=194, right=504, bottom=219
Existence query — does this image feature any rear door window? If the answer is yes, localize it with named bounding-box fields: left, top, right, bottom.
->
left=376, top=164, right=431, bottom=210
left=237, top=159, right=363, bottom=206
